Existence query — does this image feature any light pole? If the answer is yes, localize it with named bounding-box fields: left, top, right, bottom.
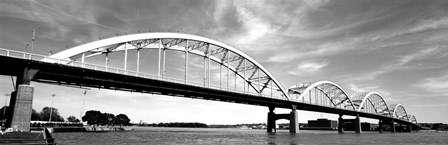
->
left=3, top=94, right=10, bottom=121
left=80, top=90, right=87, bottom=120
left=49, top=94, right=55, bottom=122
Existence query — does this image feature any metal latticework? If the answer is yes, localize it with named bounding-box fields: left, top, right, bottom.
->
left=350, top=92, right=391, bottom=117
left=288, top=81, right=357, bottom=110
left=389, top=104, right=409, bottom=121
left=408, top=114, right=418, bottom=123
left=43, top=32, right=289, bottom=100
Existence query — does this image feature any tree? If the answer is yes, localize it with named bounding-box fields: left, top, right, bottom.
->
left=31, top=109, right=40, bottom=121
left=39, top=107, right=64, bottom=122
left=67, top=116, right=80, bottom=122
left=115, top=114, right=130, bottom=126
left=82, top=110, right=103, bottom=125
left=102, top=113, right=115, bottom=126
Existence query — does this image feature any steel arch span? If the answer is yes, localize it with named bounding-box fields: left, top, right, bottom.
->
left=350, top=92, right=392, bottom=117
left=389, top=104, right=409, bottom=121
left=287, top=81, right=357, bottom=110
left=408, top=114, right=418, bottom=123
left=43, top=32, right=290, bottom=100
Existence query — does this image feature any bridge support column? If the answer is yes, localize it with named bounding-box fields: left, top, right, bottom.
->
left=338, top=114, right=344, bottom=134
left=407, top=124, right=412, bottom=132
left=390, top=120, right=396, bottom=133
left=8, top=85, right=34, bottom=132
left=355, top=114, right=362, bottom=134
left=378, top=120, right=383, bottom=133
left=6, top=68, right=37, bottom=132
left=267, top=107, right=276, bottom=133
left=289, top=105, right=299, bottom=133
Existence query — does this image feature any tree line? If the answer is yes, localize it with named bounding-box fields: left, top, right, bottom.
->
left=141, top=122, right=208, bottom=128
left=1, top=107, right=131, bottom=127
left=1, top=106, right=68, bottom=123
left=82, top=110, right=130, bottom=126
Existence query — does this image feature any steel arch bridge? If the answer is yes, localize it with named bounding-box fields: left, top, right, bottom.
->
left=0, top=32, right=420, bottom=133
left=44, top=32, right=289, bottom=101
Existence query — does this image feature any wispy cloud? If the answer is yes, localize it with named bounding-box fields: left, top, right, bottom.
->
left=409, top=17, right=448, bottom=33
left=350, top=46, right=439, bottom=81
left=287, top=61, right=328, bottom=76
left=412, top=103, right=448, bottom=108
left=416, top=73, right=448, bottom=95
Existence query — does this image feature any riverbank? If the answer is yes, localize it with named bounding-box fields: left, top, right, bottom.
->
left=31, top=126, right=134, bottom=133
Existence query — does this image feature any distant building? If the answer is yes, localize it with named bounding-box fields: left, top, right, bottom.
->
left=306, top=118, right=337, bottom=130
left=344, top=122, right=378, bottom=131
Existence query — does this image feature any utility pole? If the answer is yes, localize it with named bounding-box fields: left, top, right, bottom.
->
left=49, top=94, right=56, bottom=122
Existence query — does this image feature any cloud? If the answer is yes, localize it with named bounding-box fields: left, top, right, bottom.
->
left=234, top=6, right=274, bottom=44
left=267, top=37, right=365, bottom=63
left=287, top=61, right=328, bottom=76
left=349, top=46, right=440, bottom=81
left=409, top=17, right=448, bottom=33
left=412, top=103, right=448, bottom=108
left=416, top=73, right=448, bottom=95
left=348, top=84, right=376, bottom=93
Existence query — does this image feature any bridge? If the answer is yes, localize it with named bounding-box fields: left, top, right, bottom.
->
left=0, top=32, right=420, bottom=133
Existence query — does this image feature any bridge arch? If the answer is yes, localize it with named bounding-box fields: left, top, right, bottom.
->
left=44, top=32, right=289, bottom=100
left=350, top=92, right=392, bottom=117
left=408, top=114, right=418, bottom=124
left=287, top=81, right=357, bottom=110
left=389, top=104, right=409, bottom=121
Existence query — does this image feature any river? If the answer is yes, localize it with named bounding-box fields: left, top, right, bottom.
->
left=52, top=127, right=448, bottom=145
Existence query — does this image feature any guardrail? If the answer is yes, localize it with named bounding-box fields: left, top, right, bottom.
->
left=0, top=48, right=282, bottom=100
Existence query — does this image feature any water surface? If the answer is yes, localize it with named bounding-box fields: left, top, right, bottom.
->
left=52, top=127, right=448, bottom=145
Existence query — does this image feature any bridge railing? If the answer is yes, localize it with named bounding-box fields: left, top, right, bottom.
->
left=0, top=48, right=280, bottom=100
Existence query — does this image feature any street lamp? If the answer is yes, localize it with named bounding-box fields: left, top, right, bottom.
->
left=49, top=94, right=56, bottom=122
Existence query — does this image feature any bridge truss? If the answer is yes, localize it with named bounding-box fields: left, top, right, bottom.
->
left=44, top=32, right=289, bottom=101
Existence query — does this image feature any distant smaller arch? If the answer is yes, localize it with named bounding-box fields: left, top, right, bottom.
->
left=408, top=114, right=418, bottom=124
left=288, top=81, right=356, bottom=110
left=389, top=104, right=409, bottom=121
left=350, top=92, right=392, bottom=117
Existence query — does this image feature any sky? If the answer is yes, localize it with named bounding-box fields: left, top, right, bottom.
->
left=0, top=0, right=448, bottom=124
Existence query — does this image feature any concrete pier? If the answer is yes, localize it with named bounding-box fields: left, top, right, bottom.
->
left=267, top=106, right=299, bottom=133
left=267, top=107, right=276, bottom=133
left=289, top=105, right=299, bottom=133
left=378, top=120, right=383, bottom=133
left=407, top=124, right=413, bottom=132
left=9, top=85, right=34, bottom=132
left=390, top=120, right=396, bottom=133
left=338, top=114, right=344, bottom=134
left=354, top=115, right=361, bottom=134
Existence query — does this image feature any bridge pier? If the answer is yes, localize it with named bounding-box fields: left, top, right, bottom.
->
left=267, top=107, right=276, bottom=133
left=289, top=105, right=299, bottom=133
left=338, top=114, right=344, bottom=134
left=407, top=124, right=413, bottom=132
left=6, top=68, right=37, bottom=132
left=390, top=119, right=396, bottom=133
left=354, top=114, right=361, bottom=134
left=267, top=106, right=299, bottom=133
left=378, top=120, right=383, bottom=133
